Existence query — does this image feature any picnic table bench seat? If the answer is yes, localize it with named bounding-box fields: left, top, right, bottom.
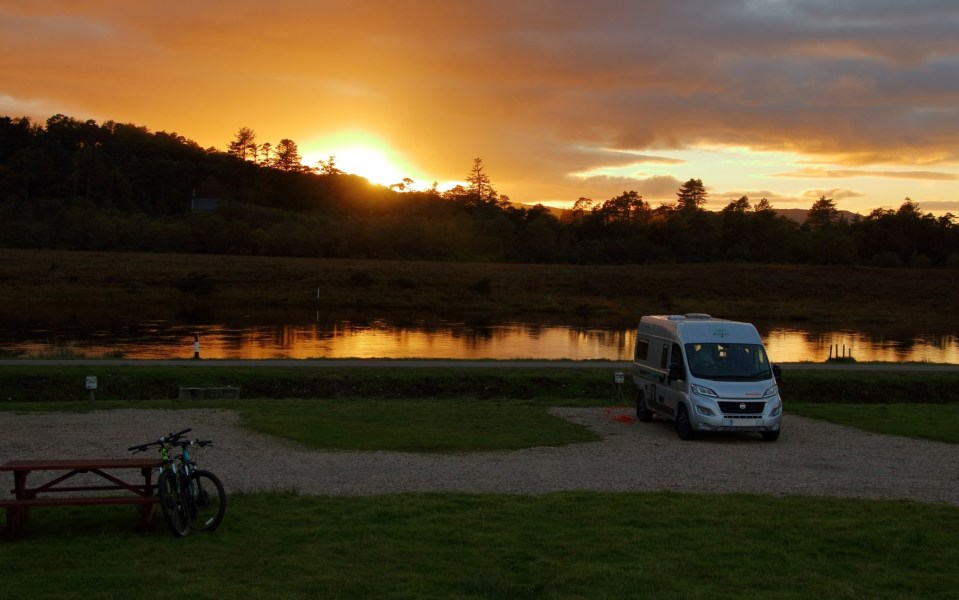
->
left=1, top=458, right=162, bottom=540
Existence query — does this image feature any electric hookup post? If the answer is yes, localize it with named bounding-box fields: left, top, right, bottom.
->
left=612, top=371, right=626, bottom=404
left=85, top=376, right=97, bottom=401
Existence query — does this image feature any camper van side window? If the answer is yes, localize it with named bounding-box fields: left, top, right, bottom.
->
left=660, top=345, right=669, bottom=369
left=635, top=338, right=649, bottom=362
left=671, top=343, right=684, bottom=371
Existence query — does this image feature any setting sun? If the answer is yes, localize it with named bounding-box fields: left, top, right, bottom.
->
left=303, top=132, right=417, bottom=188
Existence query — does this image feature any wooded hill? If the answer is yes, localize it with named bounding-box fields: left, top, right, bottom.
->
left=1, top=114, right=957, bottom=267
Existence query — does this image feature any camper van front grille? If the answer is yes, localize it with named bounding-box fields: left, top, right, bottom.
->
left=719, top=401, right=765, bottom=415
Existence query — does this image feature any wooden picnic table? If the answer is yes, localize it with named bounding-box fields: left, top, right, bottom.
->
left=0, top=458, right=162, bottom=540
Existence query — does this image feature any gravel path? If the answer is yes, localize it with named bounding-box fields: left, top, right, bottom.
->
left=2, top=407, right=957, bottom=506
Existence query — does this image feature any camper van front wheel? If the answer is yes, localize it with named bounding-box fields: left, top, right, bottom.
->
left=675, top=405, right=696, bottom=441
left=634, top=390, right=653, bottom=423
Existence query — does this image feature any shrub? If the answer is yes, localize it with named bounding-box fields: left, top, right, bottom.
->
left=348, top=271, right=375, bottom=287
left=175, top=272, right=216, bottom=297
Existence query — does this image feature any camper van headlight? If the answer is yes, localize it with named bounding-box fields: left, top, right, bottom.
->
left=690, top=383, right=719, bottom=398
left=762, top=385, right=779, bottom=399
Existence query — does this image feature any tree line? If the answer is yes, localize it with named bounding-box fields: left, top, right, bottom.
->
left=1, top=115, right=957, bottom=267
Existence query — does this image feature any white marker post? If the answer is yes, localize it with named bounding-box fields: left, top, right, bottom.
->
left=193, top=334, right=200, bottom=360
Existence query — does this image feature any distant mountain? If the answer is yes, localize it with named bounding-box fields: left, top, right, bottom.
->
left=774, top=208, right=863, bottom=224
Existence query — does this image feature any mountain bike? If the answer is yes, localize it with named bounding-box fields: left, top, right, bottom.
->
left=129, top=428, right=191, bottom=536
left=128, top=428, right=225, bottom=537
left=169, top=437, right=226, bottom=533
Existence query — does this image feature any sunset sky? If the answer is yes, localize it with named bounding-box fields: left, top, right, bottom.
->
left=2, top=1, right=958, bottom=215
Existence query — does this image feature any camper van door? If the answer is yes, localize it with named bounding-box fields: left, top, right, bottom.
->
left=665, top=342, right=686, bottom=414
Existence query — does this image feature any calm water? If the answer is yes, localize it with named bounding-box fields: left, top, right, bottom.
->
left=1, top=316, right=956, bottom=363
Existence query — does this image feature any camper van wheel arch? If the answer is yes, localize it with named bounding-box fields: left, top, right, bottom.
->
left=675, top=404, right=696, bottom=441
left=634, top=390, right=653, bottom=423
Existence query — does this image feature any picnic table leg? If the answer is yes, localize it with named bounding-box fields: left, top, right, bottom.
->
left=4, top=506, right=25, bottom=541
left=137, top=503, right=156, bottom=531
left=138, top=466, right=157, bottom=531
left=13, top=470, right=31, bottom=529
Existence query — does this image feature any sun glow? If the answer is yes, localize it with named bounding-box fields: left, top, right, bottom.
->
left=303, top=132, right=418, bottom=187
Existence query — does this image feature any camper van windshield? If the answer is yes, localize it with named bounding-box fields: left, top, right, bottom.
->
left=684, top=343, right=772, bottom=381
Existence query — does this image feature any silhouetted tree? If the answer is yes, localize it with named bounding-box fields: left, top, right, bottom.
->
left=806, top=195, right=839, bottom=229
left=228, top=127, right=257, bottom=161
left=754, top=197, right=774, bottom=214
left=272, top=138, right=305, bottom=172
left=317, top=155, right=343, bottom=175
left=676, top=178, right=707, bottom=212
left=3, top=112, right=959, bottom=267
left=466, top=157, right=495, bottom=204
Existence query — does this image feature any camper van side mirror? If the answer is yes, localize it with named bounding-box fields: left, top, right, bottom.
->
left=772, top=364, right=782, bottom=383
left=667, top=363, right=684, bottom=381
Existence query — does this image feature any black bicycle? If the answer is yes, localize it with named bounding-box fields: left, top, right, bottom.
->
left=171, top=437, right=226, bottom=533
left=128, top=428, right=226, bottom=537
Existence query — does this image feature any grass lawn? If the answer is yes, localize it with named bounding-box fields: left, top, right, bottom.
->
left=3, top=492, right=958, bottom=599
left=787, top=402, right=959, bottom=444
left=0, top=397, right=607, bottom=453
left=235, top=398, right=604, bottom=452
left=3, top=394, right=959, bottom=597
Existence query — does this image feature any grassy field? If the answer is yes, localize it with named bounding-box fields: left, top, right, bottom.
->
left=2, top=367, right=959, bottom=597
left=1, top=366, right=958, bottom=446
left=2, top=248, right=958, bottom=330
left=2, top=492, right=958, bottom=598
left=787, top=402, right=959, bottom=444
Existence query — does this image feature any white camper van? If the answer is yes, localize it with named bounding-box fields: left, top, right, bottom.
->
left=632, top=314, right=782, bottom=441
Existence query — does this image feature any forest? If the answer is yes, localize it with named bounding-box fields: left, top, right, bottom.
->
left=1, top=114, right=957, bottom=267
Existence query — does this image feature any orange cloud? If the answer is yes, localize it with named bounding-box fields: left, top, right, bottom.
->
left=2, top=0, right=958, bottom=212
left=775, top=168, right=959, bottom=181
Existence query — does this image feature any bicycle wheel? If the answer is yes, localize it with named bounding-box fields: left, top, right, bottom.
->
left=188, top=470, right=226, bottom=532
left=157, top=469, right=191, bottom=537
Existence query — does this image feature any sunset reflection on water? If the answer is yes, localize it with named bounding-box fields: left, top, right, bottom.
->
left=7, top=320, right=957, bottom=364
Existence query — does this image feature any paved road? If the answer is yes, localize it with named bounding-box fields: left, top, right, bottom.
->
left=0, top=358, right=957, bottom=372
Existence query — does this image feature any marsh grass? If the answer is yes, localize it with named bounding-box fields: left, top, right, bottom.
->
left=2, top=492, right=958, bottom=599
left=3, top=248, right=958, bottom=329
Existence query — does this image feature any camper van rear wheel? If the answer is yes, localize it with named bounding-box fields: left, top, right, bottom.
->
left=675, top=405, right=696, bottom=441
left=634, top=390, right=653, bottom=422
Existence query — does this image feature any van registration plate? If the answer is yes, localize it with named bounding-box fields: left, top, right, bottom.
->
left=724, top=418, right=761, bottom=427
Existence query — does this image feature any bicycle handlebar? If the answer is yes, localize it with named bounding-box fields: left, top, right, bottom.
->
left=170, top=439, right=214, bottom=448
left=127, top=428, right=193, bottom=452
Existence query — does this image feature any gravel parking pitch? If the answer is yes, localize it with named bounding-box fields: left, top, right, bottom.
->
left=2, top=407, right=957, bottom=505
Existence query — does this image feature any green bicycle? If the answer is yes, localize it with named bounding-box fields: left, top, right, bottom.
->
left=128, top=428, right=226, bottom=537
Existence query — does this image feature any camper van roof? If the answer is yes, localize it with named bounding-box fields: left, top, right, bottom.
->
left=639, top=314, right=762, bottom=344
